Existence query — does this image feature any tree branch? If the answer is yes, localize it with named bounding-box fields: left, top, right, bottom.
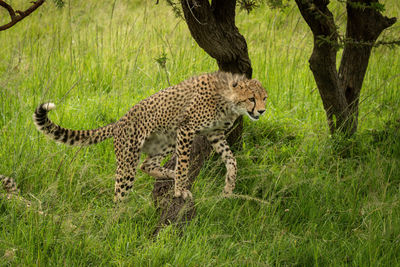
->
left=295, top=0, right=338, bottom=40
left=0, top=0, right=46, bottom=31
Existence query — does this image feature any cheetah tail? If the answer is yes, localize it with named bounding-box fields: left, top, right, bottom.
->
left=33, top=103, right=115, bottom=146
left=0, top=175, right=19, bottom=194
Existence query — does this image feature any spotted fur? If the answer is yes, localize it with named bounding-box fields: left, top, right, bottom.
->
left=33, top=71, right=268, bottom=201
left=0, top=175, right=19, bottom=195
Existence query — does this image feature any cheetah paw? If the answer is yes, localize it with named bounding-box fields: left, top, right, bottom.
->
left=174, top=189, right=193, bottom=200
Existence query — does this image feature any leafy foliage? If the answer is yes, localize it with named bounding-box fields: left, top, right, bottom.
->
left=165, top=0, right=183, bottom=18
left=338, top=0, right=386, bottom=12
left=155, top=52, right=168, bottom=69
left=52, top=0, right=65, bottom=8
left=238, top=0, right=259, bottom=13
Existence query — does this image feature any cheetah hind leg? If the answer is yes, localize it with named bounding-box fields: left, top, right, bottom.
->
left=140, top=154, right=175, bottom=180
left=140, top=144, right=175, bottom=180
left=113, top=136, right=143, bottom=203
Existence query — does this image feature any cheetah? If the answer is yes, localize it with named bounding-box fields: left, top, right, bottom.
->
left=33, top=71, right=268, bottom=201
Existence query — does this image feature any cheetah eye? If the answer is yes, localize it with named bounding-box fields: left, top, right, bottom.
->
left=249, top=97, right=255, bottom=103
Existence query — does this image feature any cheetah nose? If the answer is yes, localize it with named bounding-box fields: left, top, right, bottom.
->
left=258, top=110, right=265, bottom=115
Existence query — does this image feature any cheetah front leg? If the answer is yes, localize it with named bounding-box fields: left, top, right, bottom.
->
left=206, top=132, right=237, bottom=195
left=174, top=126, right=195, bottom=199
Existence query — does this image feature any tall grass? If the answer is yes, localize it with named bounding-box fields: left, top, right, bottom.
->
left=1, top=0, right=399, bottom=265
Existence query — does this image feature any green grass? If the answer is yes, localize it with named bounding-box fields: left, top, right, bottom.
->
left=1, top=0, right=400, bottom=265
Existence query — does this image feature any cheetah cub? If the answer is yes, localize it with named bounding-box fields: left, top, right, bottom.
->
left=34, top=71, right=268, bottom=201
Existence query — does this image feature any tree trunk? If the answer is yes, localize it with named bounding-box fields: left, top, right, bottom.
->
left=295, top=0, right=396, bottom=135
left=152, top=0, right=252, bottom=232
left=338, top=0, right=397, bottom=133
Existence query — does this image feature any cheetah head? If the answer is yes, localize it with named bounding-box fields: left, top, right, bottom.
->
left=230, top=79, right=268, bottom=121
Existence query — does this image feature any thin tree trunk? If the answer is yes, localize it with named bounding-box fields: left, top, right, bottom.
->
left=152, top=0, right=252, bottom=232
left=338, top=0, right=397, bottom=133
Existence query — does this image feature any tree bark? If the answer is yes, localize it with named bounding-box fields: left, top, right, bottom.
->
left=152, top=0, right=252, bottom=232
left=338, top=0, right=397, bottom=133
left=295, top=0, right=396, bottom=135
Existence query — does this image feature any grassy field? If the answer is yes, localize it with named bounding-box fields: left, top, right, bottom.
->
left=1, top=0, right=400, bottom=265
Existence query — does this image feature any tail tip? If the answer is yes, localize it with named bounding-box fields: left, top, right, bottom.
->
left=42, top=103, right=56, bottom=111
